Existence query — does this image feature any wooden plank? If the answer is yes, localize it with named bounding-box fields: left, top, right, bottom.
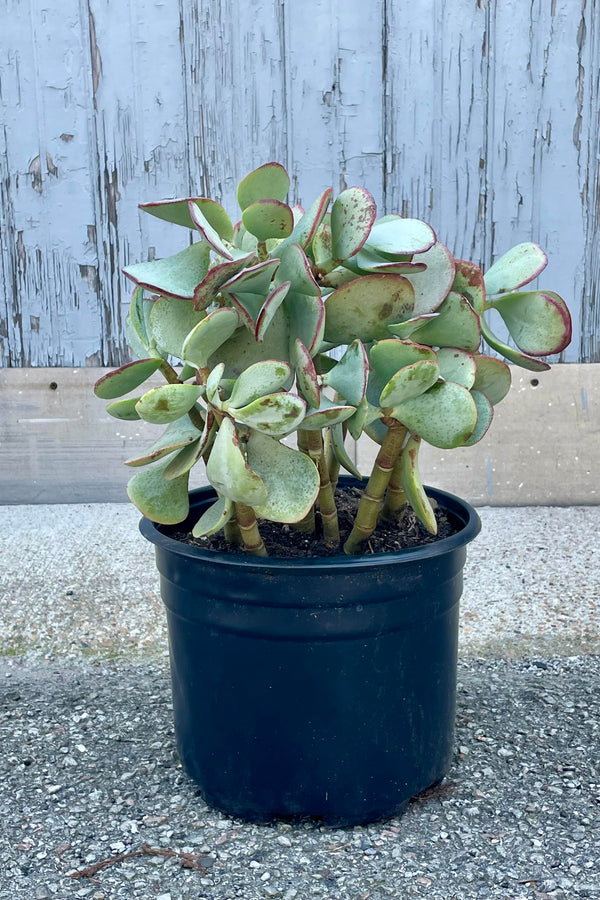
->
left=179, top=0, right=288, bottom=213
left=284, top=0, right=385, bottom=207
left=0, top=365, right=597, bottom=506
left=83, top=0, right=191, bottom=366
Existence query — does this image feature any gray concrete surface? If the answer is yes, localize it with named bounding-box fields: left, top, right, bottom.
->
left=1, top=502, right=599, bottom=899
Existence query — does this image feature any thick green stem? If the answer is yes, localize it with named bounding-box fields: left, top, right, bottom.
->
left=382, top=427, right=408, bottom=519
left=343, top=418, right=406, bottom=554
left=306, top=430, right=340, bottom=549
left=234, top=503, right=267, bottom=556
left=224, top=509, right=243, bottom=546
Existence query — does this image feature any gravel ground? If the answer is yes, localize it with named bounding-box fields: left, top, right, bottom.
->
left=1, top=656, right=599, bottom=900
left=1, top=503, right=599, bottom=660
left=1, top=501, right=599, bottom=899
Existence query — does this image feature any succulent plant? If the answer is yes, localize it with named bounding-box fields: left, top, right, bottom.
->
left=94, top=162, right=571, bottom=555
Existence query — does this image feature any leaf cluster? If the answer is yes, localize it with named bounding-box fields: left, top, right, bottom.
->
left=95, top=163, right=572, bottom=555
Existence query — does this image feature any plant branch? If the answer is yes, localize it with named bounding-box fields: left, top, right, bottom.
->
left=306, top=430, right=340, bottom=548
left=235, top=502, right=267, bottom=556
left=382, top=427, right=408, bottom=519
left=343, top=418, right=406, bottom=554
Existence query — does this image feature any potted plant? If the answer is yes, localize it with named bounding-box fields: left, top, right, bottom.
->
left=95, top=163, right=571, bottom=825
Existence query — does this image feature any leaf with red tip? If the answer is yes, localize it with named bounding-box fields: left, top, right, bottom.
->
left=321, top=339, right=368, bottom=406
left=480, top=317, right=551, bottom=371
left=255, top=281, right=291, bottom=341
left=324, top=274, right=415, bottom=344
left=484, top=242, right=548, bottom=295
left=123, top=242, right=211, bottom=300
left=453, top=259, right=486, bottom=314
left=330, top=187, right=377, bottom=261
left=472, top=356, right=512, bottom=404
left=463, top=390, right=494, bottom=446
left=182, top=307, right=241, bottom=368
left=140, top=197, right=234, bottom=240
left=391, top=381, right=478, bottom=449
left=237, top=162, right=290, bottom=211
left=405, top=241, right=456, bottom=315
left=273, top=188, right=333, bottom=256
left=366, top=218, right=435, bottom=257
left=192, top=254, right=254, bottom=310
left=486, top=290, right=572, bottom=356
left=292, top=338, right=320, bottom=408
left=94, top=358, right=163, bottom=400
left=188, top=201, right=234, bottom=259
left=242, top=199, right=294, bottom=241
left=406, top=291, right=481, bottom=351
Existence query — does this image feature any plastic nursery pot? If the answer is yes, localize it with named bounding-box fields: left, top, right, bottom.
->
left=140, top=477, right=481, bottom=827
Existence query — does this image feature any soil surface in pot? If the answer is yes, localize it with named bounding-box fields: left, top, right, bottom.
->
left=166, top=486, right=460, bottom=558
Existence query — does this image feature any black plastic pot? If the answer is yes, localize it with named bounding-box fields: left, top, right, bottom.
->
left=140, top=479, right=480, bottom=826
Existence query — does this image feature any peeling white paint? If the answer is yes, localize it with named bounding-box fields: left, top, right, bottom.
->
left=0, top=0, right=597, bottom=366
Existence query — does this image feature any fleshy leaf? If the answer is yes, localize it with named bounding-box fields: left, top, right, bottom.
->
left=192, top=496, right=234, bottom=538
left=293, top=339, right=320, bottom=408
left=330, top=187, right=377, bottom=261
left=232, top=392, right=306, bottom=437
left=346, top=396, right=370, bottom=440
left=486, top=290, right=571, bottom=356
left=140, top=197, right=234, bottom=240
left=484, top=242, right=547, bottom=295
left=399, top=435, right=437, bottom=534
left=123, top=242, right=211, bottom=300
left=128, top=285, right=150, bottom=346
left=324, top=274, right=415, bottom=344
left=227, top=359, right=293, bottom=409
left=206, top=418, right=268, bottom=506
left=237, top=162, right=290, bottom=211
left=94, top=358, right=163, bottom=400
left=345, top=245, right=427, bottom=275
left=300, top=396, right=356, bottom=431
left=106, top=397, right=142, bottom=420
left=127, top=458, right=190, bottom=524
left=211, top=307, right=290, bottom=379
left=312, top=223, right=333, bottom=271
left=321, top=339, right=368, bottom=406
left=366, top=218, right=435, bottom=257
left=188, top=201, right=234, bottom=259
left=437, top=348, right=477, bottom=389
left=164, top=410, right=216, bottom=479
left=276, top=243, right=321, bottom=296
left=463, top=390, right=494, bottom=446
left=125, top=417, right=203, bottom=467
left=182, top=307, right=241, bottom=368
left=242, top=199, right=294, bottom=241
left=472, top=355, right=512, bottom=404
left=135, top=384, right=203, bottom=424
left=205, top=363, right=225, bottom=407
left=149, top=297, right=206, bottom=359
left=273, top=188, right=333, bottom=256
left=221, top=259, right=280, bottom=329
left=480, top=317, right=551, bottom=371
left=192, top=254, right=254, bottom=311
left=405, top=241, right=456, bottom=316
left=379, top=359, right=440, bottom=408
left=330, top=422, right=363, bottom=479
left=386, top=313, right=439, bottom=339
left=369, top=338, right=438, bottom=387
left=392, top=381, right=478, bottom=449
left=408, top=291, right=481, bottom=351
left=453, top=259, right=485, bottom=314
left=255, top=281, right=291, bottom=341
left=246, top=431, right=320, bottom=523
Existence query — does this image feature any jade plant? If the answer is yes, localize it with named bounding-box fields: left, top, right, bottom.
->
left=94, top=163, right=571, bottom=555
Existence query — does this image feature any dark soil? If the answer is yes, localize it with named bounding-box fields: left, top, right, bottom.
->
left=166, top=486, right=461, bottom=558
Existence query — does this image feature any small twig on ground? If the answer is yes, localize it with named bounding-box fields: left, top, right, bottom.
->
left=69, top=842, right=208, bottom=880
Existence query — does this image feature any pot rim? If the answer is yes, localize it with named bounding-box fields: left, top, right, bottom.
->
left=139, top=482, right=481, bottom=572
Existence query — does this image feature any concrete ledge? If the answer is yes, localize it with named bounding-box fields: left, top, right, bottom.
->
left=1, top=363, right=598, bottom=505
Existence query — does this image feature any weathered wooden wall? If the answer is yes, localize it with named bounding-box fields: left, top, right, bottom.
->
left=1, top=0, right=599, bottom=368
